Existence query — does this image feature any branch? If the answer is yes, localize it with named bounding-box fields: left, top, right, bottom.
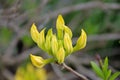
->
left=1, top=68, right=14, bottom=80
left=62, top=63, right=89, bottom=80
left=34, top=1, right=120, bottom=23
left=73, top=33, right=120, bottom=45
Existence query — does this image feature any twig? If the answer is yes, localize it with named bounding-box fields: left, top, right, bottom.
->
left=67, top=55, right=100, bottom=80
left=33, top=1, right=120, bottom=23
left=51, top=64, right=66, bottom=80
left=62, top=63, right=89, bottom=80
left=73, top=33, right=120, bottom=45
left=1, top=68, right=14, bottom=80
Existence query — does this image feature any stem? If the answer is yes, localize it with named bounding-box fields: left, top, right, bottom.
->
left=44, top=58, right=55, bottom=64
left=62, top=63, right=89, bottom=80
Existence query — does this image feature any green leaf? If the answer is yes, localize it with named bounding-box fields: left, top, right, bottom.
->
left=102, top=57, right=109, bottom=78
left=91, top=61, right=104, bottom=79
left=22, top=35, right=34, bottom=47
left=109, top=72, right=120, bottom=80
left=104, top=57, right=108, bottom=70
left=106, top=69, right=111, bottom=80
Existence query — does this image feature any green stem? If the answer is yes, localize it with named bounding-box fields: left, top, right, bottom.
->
left=44, top=58, right=55, bottom=64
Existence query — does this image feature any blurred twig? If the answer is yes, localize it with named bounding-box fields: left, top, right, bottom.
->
left=34, top=1, right=120, bottom=23
left=62, top=63, right=89, bottom=80
left=1, top=68, right=14, bottom=80
left=51, top=64, right=67, bottom=80
left=67, top=55, right=100, bottom=80
left=73, top=33, right=120, bottom=44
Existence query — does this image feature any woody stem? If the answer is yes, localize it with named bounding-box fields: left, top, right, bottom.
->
left=62, top=63, right=89, bottom=80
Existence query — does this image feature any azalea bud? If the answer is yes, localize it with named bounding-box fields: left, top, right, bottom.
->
left=64, top=25, right=72, bottom=38
left=46, top=28, right=53, bottom=37
left=73, top=29, right=87, bottom=52
left=56, top=47, right=65, bottom=64
left=30, top=54, right=45, bottom=68
left=56, top=14, right=65, bottom=29
left=51, top=35, right=58, bottom=56
left=37, top=28, right=46, bottom=50
left=64, top=32, right=73, bottom=56
left=30, top=23, right=39, bottom=43
left=56, top=15, right=65, bottom=39
left=45, top=29, right=53, bottom=54
left=45, top=36, right=51, bottom=52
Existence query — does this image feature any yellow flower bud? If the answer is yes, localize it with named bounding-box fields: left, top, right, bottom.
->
left=56, top=14, right=65, bottom=29
left=35, top=68, right=47, bottom=80
left=64, top=25, right=72, bottom=38
left=56, top=47, right=65, bottom=64
left=45, top=36, right=51, bottom=52
left=46, top=28, right=53, bottom=37
left=73, top=29, right=87, bottom=52
left=64, top=32, right=73, bottom=56
left=15, top=63, right=47, bottom=80
left=56, top=15, right=65, bottom=39
left=51, top=35, right=58, bottom=56
left=15, top=67, right=24, bottom=80
left=30, top=54, right=45, bottom=68
left=45, top=29, right=53, bottom=54
left=37, top=28, right=46, bottom=50
left=27, top=63, right=34, bottom=73
left=30, top=23, right=39, bottom=43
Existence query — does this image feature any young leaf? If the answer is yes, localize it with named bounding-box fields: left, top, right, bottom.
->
left=102, top=57, right=109, bottom=78
left=109, top=72, right=120, bottom=80
left=106, top=69, right=111, bottom=80
left=91, top=61, right=104, bottom=79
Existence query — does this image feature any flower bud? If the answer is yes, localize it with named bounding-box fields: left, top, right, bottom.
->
left=30, top=54, right=45, bottom=68
left=30, top=23, right=39, bottom=43
left=56, top=47, right=65, bottom=64
left=64, top=32, right=73, bottom=56
left=64, top=25, right=72, bottom=38
left=56, top=15, right=64, bottom=39
left=45, top=29, right=53, bottom=54
left=73, top=29, right=87, bottom=52
left=56, top=14, right=65, bottom=29
left=37, top=28, right=46, bottom=50
left=51, top=35, right=58, bottom=56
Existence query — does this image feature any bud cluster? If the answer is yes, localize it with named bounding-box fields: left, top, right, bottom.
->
left=30, top=15, right=87, bottom=68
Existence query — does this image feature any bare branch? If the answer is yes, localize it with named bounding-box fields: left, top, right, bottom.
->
left=62, top=63, right=89, bottom=80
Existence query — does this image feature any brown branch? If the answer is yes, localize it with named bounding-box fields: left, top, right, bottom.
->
left=33, top=1, right=120, bottom=23
left=62, top=63, right=89, bottom=80
left=66, top=55, right=100, bottom=80
left=73, top=33, right=120, bottom=45
left=1, top=68, right=14, bottom=80
left=51, top=64, right=66, bottom=80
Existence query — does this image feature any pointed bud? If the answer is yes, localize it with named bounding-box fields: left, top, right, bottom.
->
left=30, top=54, right=45, bottom=68
left=37, top=28, right=46, bottom=50
left=51, top=35, right=58, bottom=56
left=56, top=14, right=65, bottom=29
left=64, top=25, right=72, bottom=38
left=46, top=28, right=53, bottom=37
left=56, top=47, right=65, bottom=64
left=64, top=32, right=73, bottom=56
left=45, top=29, right=53, bottom=54
left=56, top=15, right=65, bottom=39
left=73, top=29, right=87, bottom=52
left=45, top=36, right=51, bottom=53
left=30, top=23, right=39, bottom=43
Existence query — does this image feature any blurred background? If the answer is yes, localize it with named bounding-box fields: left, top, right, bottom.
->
left=0, top=0, right=120, bottom=80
